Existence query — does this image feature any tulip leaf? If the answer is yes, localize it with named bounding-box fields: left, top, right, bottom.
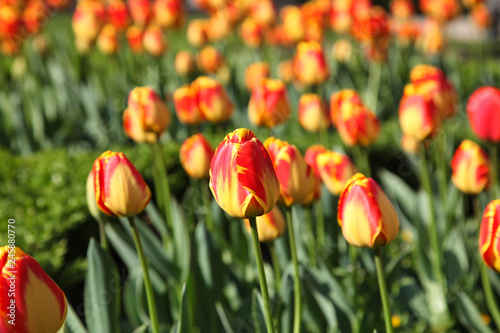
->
left=215, top=301, right=236, bottom=333
left=61, top=303, right=88, bottom=333
left=144, top=202, right=168, bottom=239
left=456, top=292, right=495, bottom=333
left=123, top=275, right=143, bottom=329
left=251, top=289, right=266, bottom=333
left=170, top=283, right=191, bottom=333
left=304, top=274, right=337, bottom=333
left=171, top=198, right=192, bottom=284
left=84, top=238, right=120, bottom=333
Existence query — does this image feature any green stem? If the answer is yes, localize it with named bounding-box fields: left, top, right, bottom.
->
left=128, top=218, right=160, bottom=333
left=201, top=180, right=214, bottom=231
left=249, top=217, right=276, bottom=333
left=98, top=220, right=108, bottom=251
left=155, top=141, right=173, bottom=229
left=481, top=262, right=500, bottom=329
left=314, top=200, right=325, bottom=256
left=150, top=144, right=165, bottom=222
left=374, top=248, right=394, bottom=333
left=269, top=242, right=282, bottom=331
left=286, top=207, right=302, bottom=333
left=353, top=146, right=371, bottom=178
left=419, top=149, right=446, bottom=291
left=490, top=144, right=499, bottom=199
left=305, top=206, right=317, bottom=267
left=435, top=136, right=448, bottom=212
left=365, top=61, right=382, bottom=114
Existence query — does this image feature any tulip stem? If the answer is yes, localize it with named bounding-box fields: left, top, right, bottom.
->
left=489, top=144, right=499, bottom=199
left=249, top=217, right=276, bottom=333
left=435, top=136, right=448, bottom=212
left=353, top=146, right=371, bottom=178
left=98, top=220, right=108, bottom=251
left=365, top=61, right=382, bottom=115
left=374, top=248, right=394, bottom=333
left=269, top=242, right=283, bottom=330
left=419, top=149, right=446, bottom=291
left=315, top=200, right=326, bottom=257
left=481, top=262, right=500, bottom=329
left=286, top=207, right=302, bottom=333
left=305, top=207, right=317, bottom=267
left=128, top=218, right=160, bottom=333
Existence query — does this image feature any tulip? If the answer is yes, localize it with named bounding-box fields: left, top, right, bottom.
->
left=192, top=76, right=234, bottom=124
left=153, top=0, right=182, bottom=29
left=317, top=150, right=358, bottom=195
left=479, top=200, right=500, bottom=271
left=143, top=24, right=166, bottom=56
left=128, top=0, right=151, bottom=27
left=209, top=128, right=280, bottom=219
left=174, top=50, right=196, bottom=77
left=173, top=85, right=204, bottom=126
left=390, top=0, right=414, bottom=19
left=471, top=4, right=492, bottom=29
left=107, top=0, right=130, bottom=31
left=329, top=0, right=353, bottom=34
left=245, top=62, right=270, bottom=92
left=0, top=246, right=67, bottom=333
left=331, top=39, right=352, bottom=63
left=420, top=0, right=460, bottom=22
left=280, top=5, right=304, bottom=44
left=97, top=23, right=118, bottom=54
left=244, top=207, right=286, bottom=242
left=126, top=25, right=144, bottom=53
left=398, top=92, right=439, bottom=144
left=72, top=0, right=106, bottom=44
left=250, top=0, right=276, bottom=28
left=338, top=173, right=399, bottom=248
left=417, top=18, right=445, bottom=55
left=186, top=19, right=207, bottom=47
left=293, top=41, right=329, bottom=86
left=196, top=45, right=224, bottom=74
left=248, top=78, right=291, bottom=128
left=467, top=87, right=500, bottom=142
left=206, top=12, right=231, bottom=42
left=336, top=103, right=380, bottom=147
left=329, top=89, right=363, bottom=127
left=239, top=17, right=264, bottom=48
left=263, top=137, right=289, bottom=165
left=298, top=93, right=330, bottom=132
left=451, top=139, right=491, bottom=194
left=180, top=134, right=214, bottom=179
left=23, top=0, right=49, bottom=35
left=304, top=144, right=327, bottom=178
left=277, top=60, right=295, bottom=83
left=93, top=151, right=152, bottom=217
left=123, top=87, right=171, bottom=143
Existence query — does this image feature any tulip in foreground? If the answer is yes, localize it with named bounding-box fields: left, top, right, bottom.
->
left=451, top=139, right=491, bottom=194
left=244, top=206, right=286, bottom=242
left=0, top=246, right=67, bottom=333
left=180, top=133, right=214, bottom=179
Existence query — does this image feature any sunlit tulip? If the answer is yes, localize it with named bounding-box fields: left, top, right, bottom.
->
left=123, top=87, right=171, bottom=143
left=293, top=41, right=329, bottom=86
left=97, top=23, right=118, bottom=54
left=180, top=134, right=214, bottom=179
left=331, top=39, right=352, bottom=63
left=280, top=5, right=304, bottom=44
left=317, top=150, right=358, bottom=195
left=420, top=0, right=460, bottom=22
left=329, top=89, right=363, bottom=127
left=451, top=139, right=491, bottom=194
left=209, top=128, right=280, bottom=218
left=390, top=0, right=414, bottom=19
left=0, top=246, right=68, bottom=333
left=187, top=19, right=207, bottom=47
left=248, top=79, right=290, bottom=128
left=479, top=200, right=500, bottom=272
left=245, top=62, right=270, bottom=92
left=398, top=92, right=439, bottom=143
left=352, top=6, right=391, bottom=62
left=240, top=16, right=264, bottom=48
left=336, top=103, right=380, bottom=146
left=153, top=0, right=182, bottom=29
left=93, top=151, right=151, bottom=217
left=298, top=93, right=330, bottom=132
left=23, top=0, right=49, bottom=35
left=273, top=144, right=316, bottom=207
left=263, top=137, right=289, bottom=165
left=174, top=50, right=196, bottom=77
left=72, top=0, right=106, bottom=43
left=143, top=24, right=166, bottom=56
left=244, top=207, right=286, bottom=242
left=301, top=0, right=330, bottom=28
left=304, top=144, right=327, bottom=178
left=107, top=0, right=129, bottom=31
left=250, top=0, right=276, bottom=28
left=196, top=45, right=224, bottom=74
left=338, top=173, right=399, bottom=248
left=206, top=12, right=231, bottom=42
left=126, top=25, right=144, bottom=53
left=173, top=85, right=204, bottom=126
left=192, top=76, right=234, bottom=124
left=128, top=0, right=151, bottom=27
left=467, top=87, right=500, bottom=142
left=277, top=60, right=295, bottom=83
left=329, top=0, right=353, bottom=34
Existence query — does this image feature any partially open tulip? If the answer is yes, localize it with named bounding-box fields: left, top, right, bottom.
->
left=298, top=93, right=330, bottom=132
left=143, top=24, right=166, bottom=56
left=196, top=46, right=224, bottom=74
left=209, top=128, right=280, bottom=218
left=93, top=151, right=151, bottom=217
left=174, top=50, right=196, bottom=77
left=338, top=173, right=399, bottom=248
left=451, top=139, right=491, bottom=194
left=273, top=144, right=316, bottom=206
left=97, top=23, right=118, bottom=54
left=479, top=200, right=500, bottom=272
left=293, top=40, right=329, bottom=86
left=330, top=89, right=363, bottom=127
left=192, top=76, right=234, bottom=124
left=398, top=93, right=439, bottom=144
left=123, top=87, right=171, bottom=143
left=173, top=85, right=204, bottom=126
left=126, top=25, right=144, bottom=53
left=336, top=103, right=380, bottom=147
left=180, top=134, right=214, bottom=179
left=467, top=87, right=500, bottom=142
left=244, top=206, right=286, bottom=242
left=248, top=78, right=290, bottom=128
left=316, top=150, right=358, bottom=195
left=245, top=62, right=270, bottom=92
left=0, top=246, right=67, bottom=333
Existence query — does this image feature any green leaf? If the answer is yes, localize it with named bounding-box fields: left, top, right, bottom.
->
left=84, top=238, right=120, bottom=333
left=171, top=199, right=191, bottom=284
left=61, top=303, right=88, bottom=333
left=251, top=289, right=265, bottom=333
left=456, top=292, right=494, bottom=333
left=174, top=283, right=191, bottom=333
left=215, top=301, right=235, bottom=333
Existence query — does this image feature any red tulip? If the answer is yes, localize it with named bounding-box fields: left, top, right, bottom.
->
left=467, top=87, right=500, bottom=142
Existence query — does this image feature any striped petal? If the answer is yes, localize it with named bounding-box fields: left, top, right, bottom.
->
left=479, top=200, right=500, bottom=272
left=451, top=139, right=491, bottom=194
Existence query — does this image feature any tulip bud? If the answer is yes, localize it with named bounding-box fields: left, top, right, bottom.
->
left=250, top=0, right=276, bottom=28
left=209, top=128, right=280, bottom=218
left=245, top=62, right=270, bottom=92
left=451, top=139, right=491, bottom=194
left=316, top=150, right=358, bottom=195
left=192, top=76, right=234, bottom=124
left=174, top=50, right=196, bottom=77
left=23, top=0, right=49, bottom=35
left=128, top=0, right=151, bottom=27
left=338, top=173, right=399, bottom=248
left=173, top=85, right=204, bottom=126
left=206, top=12, right=231, bottom=42
left=304, top=144, right=327, bottom=179
left=398, top=92, right=439, bottom=144
left=143, top=24, right=167, bottom=56
left=293, top=41, right=329, bottom=86
left=240, top=17, right=263, bottom=48
left=153, top=0, right=182, bottom=29
left=329, top=89, right=363, bottom=127
left=123, top=87, right=171, bottom=143
left=0, top=246, right=67, bottom=333
left=337, top=103, right=380, bottom=147
left=187, top=19, right=208, bottom=47
left=196, top=45, right=224, bottom=74
left=298, top=93, right=330, bottom=132
left=274, top=144, right=316, bottom=207
left=277, top=60, right=295, bottom=83
left=86, top=171, right=108, bottom=222
left=244, top=207, right=286, bottom=242
left=126, top=25, right=144, bottom=53
left=93, top=151, right=151, bottom=217
left=479, top=200, right=500, bottom=271
left=180, top=134, right=214, bottom=179
left=248, top=79, right=291, bottom=128
left=263, top=137, right=289, bottom=165
left=467, top=87, right=500, bottom=142
left=331, top=39, right=352, bottom=63
left=107, top=0, right=130, bottom=31
left=280, top=5, right=304, bottom=44
left=97, top=23, right=118, bottom=54
left=72, top=0, right=106, bottom=44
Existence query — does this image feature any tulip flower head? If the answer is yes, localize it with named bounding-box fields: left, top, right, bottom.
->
left=0, top=246, right=67, bottom=333
left=317, top=150, right=358, bottom=195
left=209, top=128, right=280, bottom=218
left=338, top=173, right=399, bottom=248
left=93, top=151, right=152, bottom=217
left=451, top=139, right=491, bottom=194
left=244, top=206, right=286, bottom=242
left=467, top=86, right=500, bottom=142
left=180, top=133, right=214, bottom=179
left=293, top=40, right=329, bottom=86
left=174, top=50, right=196, bottom=77
left=263, top=137, right=289, bottom=165
left=330, top=89, right=363, bottom=127
left=192, top=76, right=234, bottom=124
left=479, top=200, right=500, bottom=272
left=304, top=144, right=327, bottom=179
left=143, top=24, right=167, bottom=56
left=398, top=92, right=439, bottom=144
left=336, top=103, right=380, bottom=147
left=248, top=78, right=291, bottom=128
left=298, top=93, right=330, bottom=132
left=173, top=85, right=204, bottom=126
left=245, top=62, right=270, bottom=92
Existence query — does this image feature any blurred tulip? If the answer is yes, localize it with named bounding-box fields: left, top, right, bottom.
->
left=245, top=62, right=270, bottom=92
left=93, top=151, right=151, bottom=217
left=23, top=0, right=49, bottom=35
left=192, top=76, right=234, bottom=124
left=390, top=0, right=414, bottom=19
left=391, top=19, right=421, bottom=46
left=173, top=85, right=204, bottom=126
left=123, top=87, right=171, bottom=143
left=0, top=5, right=22, bottom=39
left=126, top=25, right=144, bottom=53
left=304, top=144, right=327, bottom=178
left=186, top=19, right=207, bottom=47
left=417, top=18, right=445, bottom=55
left=263, top=136, right=289, bottom=165
left=209, top=128, right=280, bottom=218
left=298, top=93, right=330, bottom=132
left=72, top=0, right=106, bottom=44
left=244, top=206, right=286, bottom=242
left=280, top=5, right=304, bottom=44
left=128, top=0, right=151, bottom=27
left=471, top=3, right=492, bottom=29
left=153, top=0, right=182, bottom=29
left=398, top=92, right=439, bottom=143
left=0, top=246, right=68, bottom=333
left=317, top=150, right=358, bottom=195
left=143, top=24, right=166, bottom=56
left=107, top=0, right=129, bottom=31
left=97, top=23, right=118, bottom=54
left=206, top=12, right=231, bottom=42
left=467, top=86, right=500, bottom=142
left=331, top=38, right=352, bottom=63
left=248, top=78, right=290, bottom=128
left=330, top=89, right=363, bottom=127
left=352, top=6, right=391, bottom=62
left=277, top=60, right=295, bottom=83
left=329, top=0, right=353, bottom=33
left=479, top=200, right=500, bottom=271
left=180, top=133, right=214, bottom=179
left=174, top=50, right=196, bottom=77
left=336, top=103, right=380, bottom=147
left=303, top=20, right=323, bottom=42
left=338, top=173, right=399, bottom=248
left=293, top=40, right=329, bottom=86
left=250, top=0, right=275, bottom=28
left=400, top=134, right=421, bottom=154
left=196, top=45, right=224, bottom=74
left=451, top=139, right=491, bottom=194
left=420, top=0, right=460, bottom=22
left=240, top=16, right=263, bottom=48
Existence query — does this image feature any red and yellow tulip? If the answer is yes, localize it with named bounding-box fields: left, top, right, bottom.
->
left=293, top=40, right=329, bottom=86
left=467, top=86, right=500, bottom=142
left=143, top=24, right=166, bottom=56
left=398, top=92, right=439, bottom=145
left=248, top=79, right=290, bottom=128
left=245, top=62, right=270, bottom=92
left=186, top=19, right=208, bottom=47
left=97, top=23, right=118, bottom=54
left=173, top=85, right=204, bottom=126
left=304, top=144, right=327, bottom=179
left=180, top=133, right=214, bottom=179
left=298, top=93, right=330, bottom=133
left=196, top=45, right=224, bottom=74
left=128, top=0, right=151, bottom=27
left=329, top=89, right=363, bottom=127
left=263, top=137, right=289, bottom=165
left=479, top=200, right=500, bottom=272
left=316, top=150, right=358, bottom=195
left=338, top=173, right=399, bottom=248
left=107, top=0, right=130, bottom=31
left=153, top=0, right=183, bottom=29
left=451, top=139, right=491, bottom=194
left=192, top=76, right=234, bottom=124
left=336, top=103, right=380, bottom=147
left=174, top=50, right=196, bottom=77
left=244, top=206, right=286, bottom=242
left=126, top=25, right=144, bottom=53
left=240, top=17, right=264, bottom=48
